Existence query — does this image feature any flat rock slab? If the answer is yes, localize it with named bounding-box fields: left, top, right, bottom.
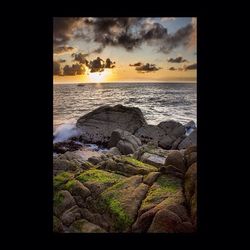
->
left=141, top=152, right=166, bottom=168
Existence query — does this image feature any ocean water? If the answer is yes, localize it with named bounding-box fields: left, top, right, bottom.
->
left=53, top=82, right=197, bottom=138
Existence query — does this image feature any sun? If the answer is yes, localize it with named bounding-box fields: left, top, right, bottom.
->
left=87, top=70, right=110, bottom=83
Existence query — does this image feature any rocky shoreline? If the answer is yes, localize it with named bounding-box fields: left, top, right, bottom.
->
left=53, top=104, right=197, bottom=233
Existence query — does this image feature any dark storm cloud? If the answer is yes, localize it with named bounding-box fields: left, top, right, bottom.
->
left=87, top=57, right=115, bottom=72
left=135, top=63, right=161, bottom=73
left=168, top=56, right=188, bottom=63
left=129, top=62, right=142, bottom=67
left=159, top=24, right=194, bottom=54
left=53, top=61, right=61, bottom=75
left=54, top=46, right=75, bottom=54
left=169, top=67, right=177, bottom=71
left=140, top=22, right=168, bottom=40
left=53, top=17, right=82, bottom=45
left=53, top=17, right=196, bottom=54
left=88, top=57, right=105, bottom=73
left=184, top=63, right=197, bottom=70
left=63, top=63, right=85, bottom=75
left=105, top=58, right=115, bottom=68
left=72, top=52, right=89, bottom=65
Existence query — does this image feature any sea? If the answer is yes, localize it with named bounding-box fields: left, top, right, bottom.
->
left=53, top=82, right=197, bottom=143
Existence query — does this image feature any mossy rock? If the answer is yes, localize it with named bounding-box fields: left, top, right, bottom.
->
left=122, top=156, right=157, bottom=170
left=53, top=190, right=76, bottom=217
left=141, top=174, right=182, bottom=211
left=64, top=179, right=91, bottom=200
left=53, top=158, right=80, bottom=171
left=97, top=175, right=149, bottom=232
left=81, top=161, right=96, bottom=169
left=53, top=171, right=74, bottom=191
left=76, top=169, right=125, bottom=195
left=69, top=219, right=106, bottom=233
left=53, top=216, right=63, bottom=232
left=76, top=169, right=124, bottom=185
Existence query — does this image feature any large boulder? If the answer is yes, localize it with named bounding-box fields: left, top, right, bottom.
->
left=158, top=120, right=185, bottom=138
left=108, top=129, right=141, bottom=155
left=134, top=125, right=165, bottom=144
left=178, top=129, right=197, bottom=149
left=76, top=105, right=147, bottom=144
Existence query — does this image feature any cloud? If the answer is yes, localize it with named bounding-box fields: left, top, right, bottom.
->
left=140, top=22, right=168, bottom=40
left=53, top=17, right=83, bottom=46
left=92, top=46, right=104, bottom=54
left=135, top=63, right=161, bottom=73
left=58, top=59, right=66, bottom=63
left=159, top=23, right=194, bottom=54
left=105, top=58, right=115, bottom=68
left=88, top=57, right=105, bottom=73
left=53, top=17, right=196, bottom=55
left=53, top=46, right=75, bottom=54
left=63, top=63, right=85, bottom=75
left=87, top=57, right=116, bottom=72
left=53, top=61, right=61, bottom=75
left=168, top=56, right=188, bottom=63
left=72, top=52, right=89, bottom=65
left=184, top=63, right=197, bottom=70
left=129, top=62, right=142, bottom=67
left=161, top=17, right=176, bottom=21
left=169, top=67, right=177, bottom=71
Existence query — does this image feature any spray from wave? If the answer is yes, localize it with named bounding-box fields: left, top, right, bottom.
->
left=53, top=120, right=81, bottom=143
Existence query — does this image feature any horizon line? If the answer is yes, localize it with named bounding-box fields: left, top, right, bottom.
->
left=53, top=80, right=197, bottom=84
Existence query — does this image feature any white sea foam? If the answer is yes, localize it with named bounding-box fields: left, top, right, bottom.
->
left=53, top=120, right=81, bottom=143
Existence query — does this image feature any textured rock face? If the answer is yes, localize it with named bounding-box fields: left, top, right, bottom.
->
left=134, top=125, right=165, bottom=144
left=178, top=129, right=197, bottom=149
left=158, top=120, right=186, bottom=138
left=184, top=162, right=197, bottom=227
left=53, top=106, right=197, bottom=233
left=108, top=129, right=141, bottom=155
left=53, top=153, right=196, bottom=233
left=76, top=105, right=147, bottom=144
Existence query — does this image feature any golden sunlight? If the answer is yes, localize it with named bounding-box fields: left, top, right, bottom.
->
left=87, top=70, right=110, bottom=83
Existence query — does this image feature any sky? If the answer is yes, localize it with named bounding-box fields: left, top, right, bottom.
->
left=53, top=17, right=197, bottom=84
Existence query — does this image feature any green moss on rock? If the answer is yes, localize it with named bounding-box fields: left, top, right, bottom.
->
left=141, top=175, right=181, bottom=209
left=64, top=179, right=78, bottom=190
left=53, top=192, right=65, bottom=207
left=101, top=194, right=133, bottom=231
left=76, top=169, right=123, bottom=185
left=53, top=172, right=74, bottom=191
left=122, top=156, right=158, bottom=171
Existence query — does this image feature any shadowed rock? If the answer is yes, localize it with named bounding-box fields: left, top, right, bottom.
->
left=178, top=129, right=197, bottom=149
left=134, top=125, right=165, bottom=144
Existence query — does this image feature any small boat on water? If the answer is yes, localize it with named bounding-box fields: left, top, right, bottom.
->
left=77, top=83, right=86, bottom=87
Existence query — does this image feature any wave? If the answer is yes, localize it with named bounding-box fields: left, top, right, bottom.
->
left=53, top=120, right=81, bottom=143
